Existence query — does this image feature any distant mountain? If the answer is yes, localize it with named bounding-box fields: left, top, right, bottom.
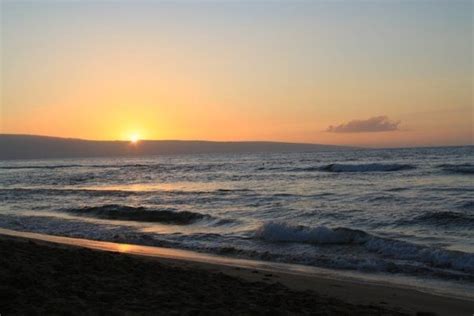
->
left=0, top=134, right=352, bottom=160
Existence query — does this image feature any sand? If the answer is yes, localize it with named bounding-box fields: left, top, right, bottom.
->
left=0, top=230, right=472, bottom=315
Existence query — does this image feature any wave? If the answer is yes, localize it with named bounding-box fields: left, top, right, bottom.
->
left=411, top=211, right=474, bottom=227
left=0, top=214, right=175, bottom=248
left=285, top=163, right=415, bottom=173
left=363, top=237, right=474, bottom=274
left=63, top=204, right=209, bottom=224
left=458, top=201, right=474, bottom=210
left=318, top=163, right=415, bottom=173
left=254, top=222, right=474, bottom=273
left=1, top=213, right=473, bottom=280
left=288, top=166, right=321, bottom=172
left=255, top=222, right=368, bottom=244
left=437, top=163, right=474, bottom=175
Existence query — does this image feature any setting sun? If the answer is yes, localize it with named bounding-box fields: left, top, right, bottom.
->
left=130, top=134, right=140, bottom=144
left=0, top=1, right=472, bottom=314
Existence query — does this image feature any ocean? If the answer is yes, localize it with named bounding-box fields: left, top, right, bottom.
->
left=1, top=146, right=473, bottom=296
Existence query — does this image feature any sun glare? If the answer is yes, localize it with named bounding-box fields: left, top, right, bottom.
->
left=130, top=134, right=140, bottom=144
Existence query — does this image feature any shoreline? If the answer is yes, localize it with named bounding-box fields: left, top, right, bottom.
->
left=1, top=228, right=473, bottom=315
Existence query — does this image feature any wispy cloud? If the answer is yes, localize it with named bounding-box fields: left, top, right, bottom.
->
left=326, top=116, right=400, bottom=133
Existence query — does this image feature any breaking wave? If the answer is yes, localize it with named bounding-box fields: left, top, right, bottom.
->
left=63, top=204, right=210, bottom=225
left=255, top=222, right=368, bottom=244
left=254, top=222, right=474, bottom=273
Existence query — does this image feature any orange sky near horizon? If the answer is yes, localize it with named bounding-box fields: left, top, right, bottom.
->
left=0, top=1, right=472, bottom=147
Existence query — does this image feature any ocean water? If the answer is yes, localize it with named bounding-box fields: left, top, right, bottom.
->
left=0, top=146, right=473, bottom=293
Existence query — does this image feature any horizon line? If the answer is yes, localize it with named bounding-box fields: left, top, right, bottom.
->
left=1, top=133, right=473, bottom=150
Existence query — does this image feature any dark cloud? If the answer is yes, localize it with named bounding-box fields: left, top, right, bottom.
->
left=326, top=116, right=400, bottom=133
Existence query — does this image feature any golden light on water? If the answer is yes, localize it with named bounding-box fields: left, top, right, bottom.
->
left=116, top=244, right=132, bottom=253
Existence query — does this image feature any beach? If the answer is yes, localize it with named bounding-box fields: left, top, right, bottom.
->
left=1, top=231, right=472, bottom=315
left=2, top=0, right=472, bottom=313
left=2, top=0, right=472, bottom=314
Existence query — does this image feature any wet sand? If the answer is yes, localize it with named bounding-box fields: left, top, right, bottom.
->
left=0, top=231, right=472, bottom=315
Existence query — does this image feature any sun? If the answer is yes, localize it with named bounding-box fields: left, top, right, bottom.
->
left=129, top=133, right=140, bottom=144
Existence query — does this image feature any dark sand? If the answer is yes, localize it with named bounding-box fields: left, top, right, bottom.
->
left=1, top=231, right=473, bottom=315
left=0, top=235, right=408, bottom=315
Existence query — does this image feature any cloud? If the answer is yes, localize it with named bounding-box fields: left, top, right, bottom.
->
left=326, top=116, right=400, bottom=133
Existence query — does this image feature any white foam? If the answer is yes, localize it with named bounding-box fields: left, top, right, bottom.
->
left=255, top=221, right=474, bottom=273
left=364, top=237, right=474, bottom=273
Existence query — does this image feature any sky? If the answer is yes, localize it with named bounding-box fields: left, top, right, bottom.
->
left=1, top=0, right=472, bottom=147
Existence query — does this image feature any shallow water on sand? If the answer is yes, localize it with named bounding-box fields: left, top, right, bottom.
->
left=0, top=146, right=473, bottom=292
